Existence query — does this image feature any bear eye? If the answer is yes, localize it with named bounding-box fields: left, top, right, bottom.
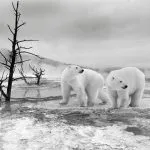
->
left=76, top=67, right=78, bottom=69
left=112, top=77, right=115, bottom=80
left=120, top=81, right=122, bottom=83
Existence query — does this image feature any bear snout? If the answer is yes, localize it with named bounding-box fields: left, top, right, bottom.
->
left=122, top=85, right=128, bottom=89
left=79, top=69, right=84, bottom=73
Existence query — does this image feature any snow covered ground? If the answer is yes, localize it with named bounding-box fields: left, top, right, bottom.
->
left=0, top=79, right=150, bottom=150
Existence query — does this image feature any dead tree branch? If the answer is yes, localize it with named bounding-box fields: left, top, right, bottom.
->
left=0, top=51, right=11, bottom=64
left=7, top=25, right=14, bottom=35
left=0, top=71, right=8, bottom=99
left=29, top=64, right=45, bottom=85
left=19, top=51, right=41, bottom=58
left=17, top=39, right=38, bottom=43
left=8, top=38, right=13, bottom=43
left=19, top=46, right=33, bottom=50
left=17, top=22, right=26, bottom=29
left=18, top=69, right=30, bottom=85
left=15, top=59, right=31, bottom=64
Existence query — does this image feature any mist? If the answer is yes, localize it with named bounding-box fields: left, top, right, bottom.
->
left=0, top=0, right=150, bottom=67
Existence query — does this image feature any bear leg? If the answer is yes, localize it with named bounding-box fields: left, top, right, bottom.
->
left=129, top=89, right=144, bottom=107
left=60, top=82, right=71, bottom=105
left=117, top=90, right=129, bottom=108
left=108, top=88, right=118, bottom=109
left=76, top=87, right=86, bottom=107
left=98, top=88, right=110, bottom=105
left=85, top=87, right=98, bottom=107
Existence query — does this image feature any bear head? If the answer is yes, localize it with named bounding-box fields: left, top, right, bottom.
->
left=107, top=73, right=128, bottom=90
left=62, top=65, right=84, bottom=81
left=67, top=65, right=84, bottom=75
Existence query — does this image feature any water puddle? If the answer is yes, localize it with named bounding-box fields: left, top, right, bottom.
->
left=125, top=126, right=150, bottom=137
left=11, top=80, right=61, bottom=99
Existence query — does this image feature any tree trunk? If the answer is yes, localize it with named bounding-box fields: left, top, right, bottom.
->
left=6, top=4, right=18, bottom=101
left=37, top=77, right=40, bottom=85
left=6, top=62, right=15, bottom=101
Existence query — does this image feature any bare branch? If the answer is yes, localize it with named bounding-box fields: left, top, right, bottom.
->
left=7, top=25, right=14, bottom=35
left=16, top=42, right=24, bottom=70
left=0, top=71, right=8, bottom=83
left=19, top=51, right=41, bottom=58
left=1, top=71, right=5, bottom=81
left=0, top=51, right=8, bottom=61
left=18, top=68, right=30, bottom=85
left=15, top=59, right=31, bottom=64
left=0, top=71, right=8, bottom=99
left=29, top=64, right=38, bottom=73
left=18, top=46, right=32, bottom=50
left=13, top=76, right=36, bottom=81
left=17, top=22, right=26, bottom=29
left=17, top=39, right=38, bottom=43
left=0, top=62, right=10, bottom=68
left=12, top=2, right=16, bottom=12
left=0, top=51, right=11, bottom=64
left=40, top=68, right=45, bottom=74
left=17, top=1, right=19, bottom=10
left=0, top=88, right=8, bottom=99
left=1, top=71, right=6, bottom=82
left=8, top=38, right=13, bottom=43
left=29, top=64, right=45, bottom=85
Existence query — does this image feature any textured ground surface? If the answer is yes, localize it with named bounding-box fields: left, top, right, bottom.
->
left=0, top=80, right=150, bottom=150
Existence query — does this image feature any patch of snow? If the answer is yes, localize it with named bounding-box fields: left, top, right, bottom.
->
left=1, top=117, right=150, bottom=150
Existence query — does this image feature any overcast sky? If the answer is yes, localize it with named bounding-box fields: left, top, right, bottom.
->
left=0, top=0, right=150, bottom=68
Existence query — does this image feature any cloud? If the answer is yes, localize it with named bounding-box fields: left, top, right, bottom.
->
left=1, top=0, right=150, bottom=39
left=0, top=0, right=150, bottom=67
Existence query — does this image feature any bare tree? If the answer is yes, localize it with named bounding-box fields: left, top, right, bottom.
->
left=18, top=68, right=38, bottom=85
left=0, top=1, right=39, bottom=101
left=18, top=68, right=30, bottom=85
left=29, top=64, right=45, bottom=85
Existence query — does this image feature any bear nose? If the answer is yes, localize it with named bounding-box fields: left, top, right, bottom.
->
left=79, top=69, right=84, bottom=73
left=125, top=85, right=128, bottom=88
left=122, top=85, right=128, bottom=89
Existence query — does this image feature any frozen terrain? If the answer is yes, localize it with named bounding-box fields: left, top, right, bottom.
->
left=0, top=50, right=150, bottom=150
left=0, top=77, right=150, bottom=150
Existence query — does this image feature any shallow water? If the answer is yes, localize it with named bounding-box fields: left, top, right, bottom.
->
left=11, top=86, right=61, bottom=98
left=11, top=80, right=61, bottom=99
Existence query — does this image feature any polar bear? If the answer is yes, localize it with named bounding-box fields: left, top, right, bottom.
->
left=106, top=67, right=145, bottom=109
left=60, top=65, right=109, bottom=107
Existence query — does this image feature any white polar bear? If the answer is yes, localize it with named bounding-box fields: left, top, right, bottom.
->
left=106, top=67, right=145, bottom=109
left=60, top=65, right=109, bottom=107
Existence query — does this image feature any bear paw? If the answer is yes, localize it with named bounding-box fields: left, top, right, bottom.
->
left=79, top=101, right=85, bottom=107
left=87, top=101, right=94, bottom=107
left=129, top=103, right=139, bottom=107
left=59, top=100, right=68, bottom=105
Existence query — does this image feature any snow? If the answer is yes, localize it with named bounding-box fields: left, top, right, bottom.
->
left=0, top=73, right=150, bottom=150
left=1, top=114, right=150, bottom=150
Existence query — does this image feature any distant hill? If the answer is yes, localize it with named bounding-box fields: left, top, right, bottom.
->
left=0, top=48, right=66, bottom=66
left=0, top=48, right=150, bottom=79
left=0, top=48, right=67, bottom=79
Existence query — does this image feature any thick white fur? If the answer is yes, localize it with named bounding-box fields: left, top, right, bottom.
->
left=60, top=65, right=109, bottom=107
left=106, top=67, right=145, bottom=109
